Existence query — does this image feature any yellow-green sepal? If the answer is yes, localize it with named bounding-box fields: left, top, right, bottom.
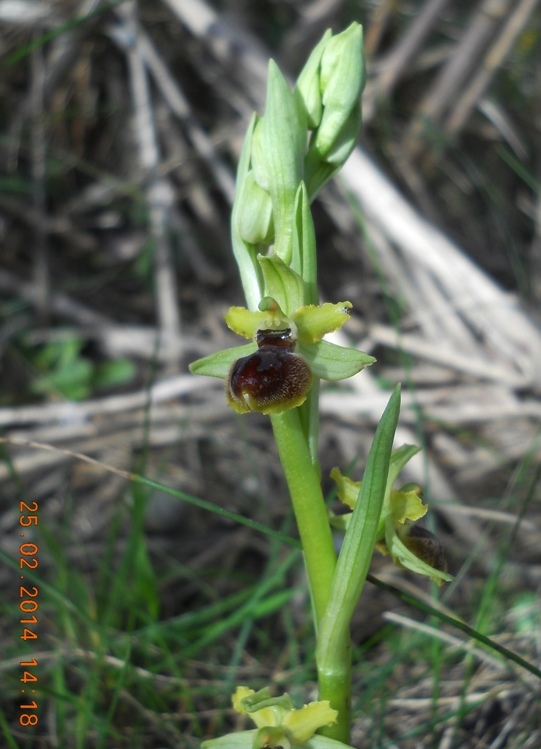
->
left=189, top=343, right=256, bottom=379
left=300, top=340, right=374, bottom=380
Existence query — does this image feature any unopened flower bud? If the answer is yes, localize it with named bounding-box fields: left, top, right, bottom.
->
left=235, top=170, right=274, bottom=245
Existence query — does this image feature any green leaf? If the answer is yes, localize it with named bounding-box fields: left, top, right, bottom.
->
left=300, top=340, right=375, bottom=380
left=189, top=343, right=256, bottom=380
left=317, top=386, right=401, bottom=672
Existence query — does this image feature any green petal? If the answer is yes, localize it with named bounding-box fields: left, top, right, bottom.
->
left=330, top=467, right=360, bottom=510
left=224, top=303, right=294, bottom=340
left=389, top=488, right=427, bottom=526
left=293, top=302, right=352, bottom=343
left=189, top=343, right=256, bottom=380
left=300, top=340, right=375, bottom=380
left=283, top=701, right=338, bottom=742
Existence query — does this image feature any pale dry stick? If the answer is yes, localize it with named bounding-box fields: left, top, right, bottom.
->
left=362, top=220, right=483, bottom=355
left=340, top=151, right=541, bottom=383
left=114, top=2, right=181, bottom=370
left=162, top=0, right=268, bottom=105
left=364, top=0, right=455, bottom=122
left=0, top=436, right=134, bottom=483
left=444, top=0, right=541, bottom=137
left=321, top=386, right=541, bottom=423
left=403, top=0, right=516, bottom=159
left=0, top=374, right=209, bottom=427
left=368, top=323, right=532, bottom=388
left=477, top=99, right=528, bottom=159
left=0, top=420, right=209, bottom=481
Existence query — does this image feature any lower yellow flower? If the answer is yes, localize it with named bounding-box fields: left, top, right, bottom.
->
left=232, top=687, right=338, bottom=747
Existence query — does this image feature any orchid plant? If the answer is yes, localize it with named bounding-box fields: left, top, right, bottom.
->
left=190, top=23, right=451, bottom=748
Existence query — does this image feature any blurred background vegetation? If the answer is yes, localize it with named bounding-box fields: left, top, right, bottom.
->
left=1, top=1, right=540, bottom=747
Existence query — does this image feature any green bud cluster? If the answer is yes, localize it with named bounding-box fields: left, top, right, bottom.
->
left=231, top=23, right=365, bottom=311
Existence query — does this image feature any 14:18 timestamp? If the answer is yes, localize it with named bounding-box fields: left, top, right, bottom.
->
left=19, top=500, right=40, bottom=728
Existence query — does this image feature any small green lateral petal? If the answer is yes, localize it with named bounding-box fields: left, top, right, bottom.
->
left=329, top=467, right=360, bottom=510
left=293, top=302, right=352, bottom=343
left=189, top=343, right=257, bottom=380
left=301, top=340, right=375, bottom=380
left=389, top=488, right=427, bottom=526
left=224, top=307, right=271, bottom=339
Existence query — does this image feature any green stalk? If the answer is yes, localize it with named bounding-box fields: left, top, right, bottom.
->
left=271, top=408, right=352, bottom=742
left=270, top=409, right=336, bottom=626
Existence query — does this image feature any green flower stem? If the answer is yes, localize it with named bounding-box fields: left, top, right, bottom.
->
left=270, top=409, right=336, bottom=626
left=270, top=408, right=352, bottom=742
left=316, top=644, right=352, bottom=744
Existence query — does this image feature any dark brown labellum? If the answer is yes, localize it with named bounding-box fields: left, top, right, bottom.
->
left=226, top=343, right=312, bottom=415
left=401, top=525, right=448, bottom=574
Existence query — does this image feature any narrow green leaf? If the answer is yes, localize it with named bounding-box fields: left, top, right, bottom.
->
left=317, top=386, right=401, bottom=669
